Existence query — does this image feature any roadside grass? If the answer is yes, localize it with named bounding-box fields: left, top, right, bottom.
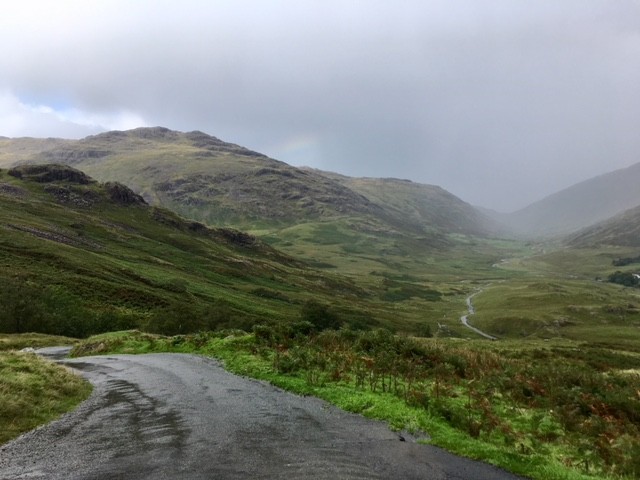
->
left=73, top=330, right=640, bottom=480
left=0, top=349, right=92, bottom=445
left=0, top=333, right=80, bottom=351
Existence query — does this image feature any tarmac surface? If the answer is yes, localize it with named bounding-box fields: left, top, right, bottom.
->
left=0, top=350, right=524, bottom=479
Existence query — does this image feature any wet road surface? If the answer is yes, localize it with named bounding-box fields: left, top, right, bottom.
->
left=0, top=352, right=524, bottom=479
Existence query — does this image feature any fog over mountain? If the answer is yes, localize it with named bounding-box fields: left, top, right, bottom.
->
left=1, top=1, right=639, bottom=211
left=567, top=204, right=640, bottom=248
left=504, top=162, right=640, bottom=238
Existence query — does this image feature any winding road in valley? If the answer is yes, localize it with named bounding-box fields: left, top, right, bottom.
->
left=0, top=349, right=522, bottom=479
left=460, top=290, right=498, bottom=340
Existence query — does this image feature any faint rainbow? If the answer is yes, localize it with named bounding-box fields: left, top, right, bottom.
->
left=270, top=133, right=320, bottom=159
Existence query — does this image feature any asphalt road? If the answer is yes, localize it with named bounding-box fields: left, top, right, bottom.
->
left=0, top=351, right=524, bottom=480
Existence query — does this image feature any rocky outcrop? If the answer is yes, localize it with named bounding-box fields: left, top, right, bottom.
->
left=8, top=164, right=94, bottom=184
left=184, top=130, right=267, bottom=157
left=214, top=228, right=258, bottom=247
left=104, top=182, right=147, bottom=205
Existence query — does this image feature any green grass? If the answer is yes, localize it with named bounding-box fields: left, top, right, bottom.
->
left=0, top=345, right=92, bottom=444
left=0, top=160, right=542, bottom=342
left=2, top=165, right=517, bottom=340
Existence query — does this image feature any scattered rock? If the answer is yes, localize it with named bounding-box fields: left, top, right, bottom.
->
left=43, top=184, right=100, bottom=208
left=0, top=183, right=28, bottom=199
left=128, top=126, right=179, bottom=141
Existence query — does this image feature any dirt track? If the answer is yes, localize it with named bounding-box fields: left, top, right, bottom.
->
left=0, top=351, right=523, bottom=479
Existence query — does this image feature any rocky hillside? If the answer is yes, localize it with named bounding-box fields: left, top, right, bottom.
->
left=0, top=127, right=498, bottom=242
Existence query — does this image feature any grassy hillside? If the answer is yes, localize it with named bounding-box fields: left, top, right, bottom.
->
left=2, top=132, right=639, bottom=345
left=3, top=161, right=635, bottom=344
left=2, top=147, right=639, bottom=479
left=1, top=163, right=504, bottom=338
left=0, top=163, right=398, bottom=336
left=0, top=128, right=399, bottom=227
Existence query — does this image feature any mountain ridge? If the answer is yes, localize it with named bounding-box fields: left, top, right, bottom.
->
left=0, top=127, right=500, bottom=244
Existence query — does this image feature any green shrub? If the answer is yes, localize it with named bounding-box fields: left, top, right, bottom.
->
left=300, top=300, right=342, bottom=331
left=608, top=271, right=640, bottom=287
left=0, top=279, right=119, bottom=338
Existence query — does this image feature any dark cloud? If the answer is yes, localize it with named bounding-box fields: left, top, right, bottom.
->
left=1, top=0, right=639, bottom=211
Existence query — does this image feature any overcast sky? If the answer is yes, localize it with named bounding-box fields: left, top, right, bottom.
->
left=1, top=1, right=639, bottom=211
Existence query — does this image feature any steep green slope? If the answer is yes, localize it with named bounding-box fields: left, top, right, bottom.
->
left=0, top=164, right=382, bottom=336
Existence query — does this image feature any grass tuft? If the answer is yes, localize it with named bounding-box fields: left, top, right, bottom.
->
left=0, top=348, right=92, bottom=444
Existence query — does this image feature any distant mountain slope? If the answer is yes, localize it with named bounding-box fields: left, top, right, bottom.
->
left=506, top=161, right=640, bottom=237
left=0, top=127, right=496, bottom=243
left=306, top=169, right=499, bottom=237
left=566, top=204, right=640, bottom=248
left=0, top=137, right=73, bottom=166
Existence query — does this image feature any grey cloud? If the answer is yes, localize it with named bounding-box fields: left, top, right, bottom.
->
left=1, top=0, right=639, bottom=210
